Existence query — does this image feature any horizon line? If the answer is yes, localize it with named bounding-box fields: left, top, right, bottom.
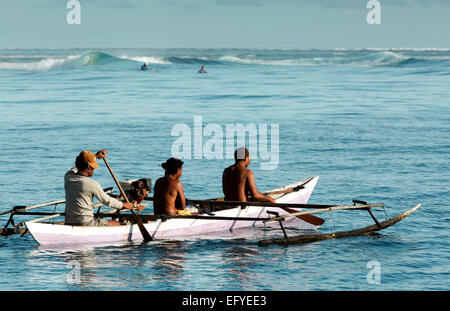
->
left=1, top=47, right=450, bottom=51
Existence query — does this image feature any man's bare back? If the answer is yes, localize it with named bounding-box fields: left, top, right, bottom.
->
left=153, top=176, right=185, bottom=215
left=153, top=158, right=186, bottom=215
left=222, top=148, right=275, bottom=203
left=222, top=163, right=250, bottom=201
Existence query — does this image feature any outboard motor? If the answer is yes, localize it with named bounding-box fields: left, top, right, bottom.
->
left=119, top=178, right=151, bottom=203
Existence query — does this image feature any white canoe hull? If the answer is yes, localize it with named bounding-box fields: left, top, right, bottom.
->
left=26, top=176, right=319, bottom=245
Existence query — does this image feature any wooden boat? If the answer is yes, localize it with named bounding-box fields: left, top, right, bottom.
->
left=25, top=176, right=320, bottom=246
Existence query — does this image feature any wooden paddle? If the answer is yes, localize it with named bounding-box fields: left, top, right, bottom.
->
left=246, top=177, right=324, bottom=225
left=188, top=198, right=325, bottom=226
left=102, top=158, right=153, bottom=242
left=279, top=207, right=324, bottom=226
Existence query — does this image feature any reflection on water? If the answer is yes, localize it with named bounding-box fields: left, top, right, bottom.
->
left=20, top=225, right=318, bottom=289
left=152, top=241, right=187, bottom=282
left=26, top=241, right=155, bottom=289
left=222, top=244, right=260, bottom=285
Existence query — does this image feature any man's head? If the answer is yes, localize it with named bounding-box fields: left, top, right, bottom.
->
left=75, top=150, right=99, bottom=176
left=162, top=157, right=184, bottom=178
left=234, top=147, right=250, bottom=167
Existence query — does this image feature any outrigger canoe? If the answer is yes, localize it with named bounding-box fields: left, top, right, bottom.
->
left=25, top=177, right=320, bottom=246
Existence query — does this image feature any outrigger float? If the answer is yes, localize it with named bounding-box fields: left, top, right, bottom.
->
left=0, top=175, right=420, bottom=247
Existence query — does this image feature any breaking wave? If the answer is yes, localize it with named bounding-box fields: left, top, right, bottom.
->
left=0, top=52, right=124, bottom=71
left=1, top=49, right=449, bottom=71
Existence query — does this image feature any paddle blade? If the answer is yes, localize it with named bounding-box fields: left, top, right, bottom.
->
left=296, top=214, right=325, bottom=226
left=131, top=209, right=153, bottom=242
left=281, top=207, right=325, bottom=226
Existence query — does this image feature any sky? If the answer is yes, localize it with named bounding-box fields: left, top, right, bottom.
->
left=0, top=0, right=449, bottom=49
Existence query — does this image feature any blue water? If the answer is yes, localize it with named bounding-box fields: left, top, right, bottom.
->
left=0, top=48, right=449, bottom=291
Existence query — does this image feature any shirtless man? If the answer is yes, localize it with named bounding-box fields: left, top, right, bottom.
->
left=153, top=158, right=186, bottom=215
left=222, top=147, right=275, bottom=203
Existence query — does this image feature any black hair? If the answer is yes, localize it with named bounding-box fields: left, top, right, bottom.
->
left=162, top=158, right=184, bottom=175
left=75, top=155, right=90, bottom=171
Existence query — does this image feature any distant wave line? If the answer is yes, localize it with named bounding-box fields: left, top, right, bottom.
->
left=1, top=49, right=450, bottom=71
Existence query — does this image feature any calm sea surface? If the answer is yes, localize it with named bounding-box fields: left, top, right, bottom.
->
left=0, top=48, right=449, bottom=290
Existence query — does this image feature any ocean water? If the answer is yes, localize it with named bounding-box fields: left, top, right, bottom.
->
left=0, top=48, right=449, bottom=291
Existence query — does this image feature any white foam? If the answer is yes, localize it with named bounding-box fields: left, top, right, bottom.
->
left=0, top=54, right=80, bottom=71
left=218, top=55, right=300, bottom=66
left=119, top=55, right=171, bottom=64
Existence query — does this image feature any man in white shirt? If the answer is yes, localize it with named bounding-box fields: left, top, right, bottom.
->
left=64, top=149, right=135, bottom=226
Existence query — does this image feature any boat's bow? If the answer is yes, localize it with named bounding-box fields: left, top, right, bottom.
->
left=263, top=176, right=321, bottom=229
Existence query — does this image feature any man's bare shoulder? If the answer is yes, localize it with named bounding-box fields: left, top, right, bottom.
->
left=155, top=177, right=166, bottom=185
left=223, top=165, right=233, bottom=172
left=176, top=179, right=184, bottom=190
left=167, top=177, right=182, bottom=188
left=245, top=167, right=254, bottom=176
left=223, top=164, right=253, bottom=177
left=223, top=165, right=234, bottom=177
left=236, top=165, right=252, bottom=176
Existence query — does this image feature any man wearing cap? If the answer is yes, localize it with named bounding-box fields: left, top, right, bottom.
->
left=64, top=149, right=135, bottom=226
left=222, top=147, right=275, bottom=203
left=153, top=158, right=187, bottom=216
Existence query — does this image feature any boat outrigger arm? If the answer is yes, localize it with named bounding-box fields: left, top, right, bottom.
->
left=258, top=203, right=421, bottom=247
left=0, top=187, right=114, bottom=236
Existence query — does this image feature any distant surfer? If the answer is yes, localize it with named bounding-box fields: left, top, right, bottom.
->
left=198, top=65, right=207, bottom=73
left=140, top=63, right=148, bottom=71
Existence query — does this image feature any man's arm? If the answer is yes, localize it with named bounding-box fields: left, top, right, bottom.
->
left=246, top=170, right=276, bottom=203
left=92, top=181, right=134, bottom=210
left=176, top=182, right=186, bottom=210
left=222, top=168, right=227, bottom=197
left=92, top=150, right=134, bottom=210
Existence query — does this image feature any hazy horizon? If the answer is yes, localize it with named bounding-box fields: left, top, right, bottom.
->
left=1, top=0, right=449, bottom=49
